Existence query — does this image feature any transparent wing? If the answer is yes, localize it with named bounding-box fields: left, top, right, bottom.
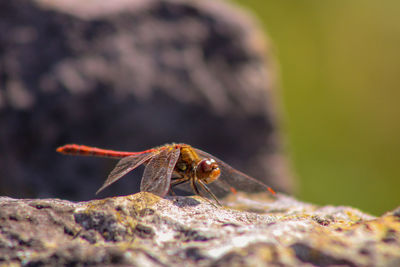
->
left=96, top=152, right=156, bottom=194
left=194, top=148, right=275, bottom=198
left=140, top=147, right=180, bottom=197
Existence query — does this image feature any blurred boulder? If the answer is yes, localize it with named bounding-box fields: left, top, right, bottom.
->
left=0, top=0, right=290, bottom=200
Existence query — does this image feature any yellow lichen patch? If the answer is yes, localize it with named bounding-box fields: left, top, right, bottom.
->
left=345, top=210, right=364, bottom=223
left=125, top=192, right=163, bottom=211
left=255, top=243, right=298, bottom=265
left=72, top=192, right=162, bottom=242
left=350, top=215, right=400, bottom=241
left=288, top=214, right=400, bottom=267
left=76, top=192, right=161, bottom=213
left=324, top=218, right=359, bottom=232
left=256, top=245, right=275, bottom=262
left=224, top=242, right=300, bottom=266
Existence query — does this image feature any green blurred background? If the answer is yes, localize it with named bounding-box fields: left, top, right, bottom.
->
left=234, top=0, right=400, bottom=215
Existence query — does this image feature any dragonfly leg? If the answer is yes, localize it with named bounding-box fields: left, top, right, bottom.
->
left=190, top=178, right=200, bottom=195
left=190, top=179, right=219, bottom=207
left=168, top=188, right=177, bottom=196
left=197, top=180, right=222, bottom=206
left=169, top=177, right=190, bottom=196
left=171, top=177, right=190, bottom=186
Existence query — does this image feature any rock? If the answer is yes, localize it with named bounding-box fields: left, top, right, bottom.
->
left=0, top=0, right=290, bottom=201
left=0, top=192, right=399, bottom=266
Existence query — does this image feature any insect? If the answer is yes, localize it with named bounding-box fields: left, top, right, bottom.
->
left=56, top=143, right=275, bottom=205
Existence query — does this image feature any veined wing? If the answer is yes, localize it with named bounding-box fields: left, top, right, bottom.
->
left=141, top=147, right=180, bottom=197
left=194, top=148, right=275, bottom=198
left=96, top=151, right=157, bottom=194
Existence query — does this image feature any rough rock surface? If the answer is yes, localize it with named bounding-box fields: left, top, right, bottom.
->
left=0, top=192, right=399, bottom=266
left=0, top=0, right=289, bottom=201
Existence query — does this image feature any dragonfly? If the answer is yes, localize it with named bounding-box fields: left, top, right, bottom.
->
left=56, top=143, right=275, bottom=205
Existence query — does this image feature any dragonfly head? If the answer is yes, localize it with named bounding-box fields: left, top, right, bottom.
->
left=196, top=158, right=221, bottom=184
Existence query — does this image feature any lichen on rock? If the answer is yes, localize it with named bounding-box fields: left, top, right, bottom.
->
left=0, top=192, right=399, bottom=266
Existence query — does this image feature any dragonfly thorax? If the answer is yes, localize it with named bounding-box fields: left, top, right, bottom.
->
left=196, top=158, right=221, bottom=184
left=173, top=145, right=201, bottom=178
left=174, top=146, right=221, bottom=184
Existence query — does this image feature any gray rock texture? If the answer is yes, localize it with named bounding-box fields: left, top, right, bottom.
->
left=0, top=0, right=290, bottom=201
left=0, top=192, right=399, bottom=266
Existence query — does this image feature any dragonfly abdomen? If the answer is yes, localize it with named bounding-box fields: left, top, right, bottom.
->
left=56, top=144, right=147, bottom=159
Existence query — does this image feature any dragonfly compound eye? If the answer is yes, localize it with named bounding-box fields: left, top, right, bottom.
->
left=197, top=158, right=221, bottom=184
